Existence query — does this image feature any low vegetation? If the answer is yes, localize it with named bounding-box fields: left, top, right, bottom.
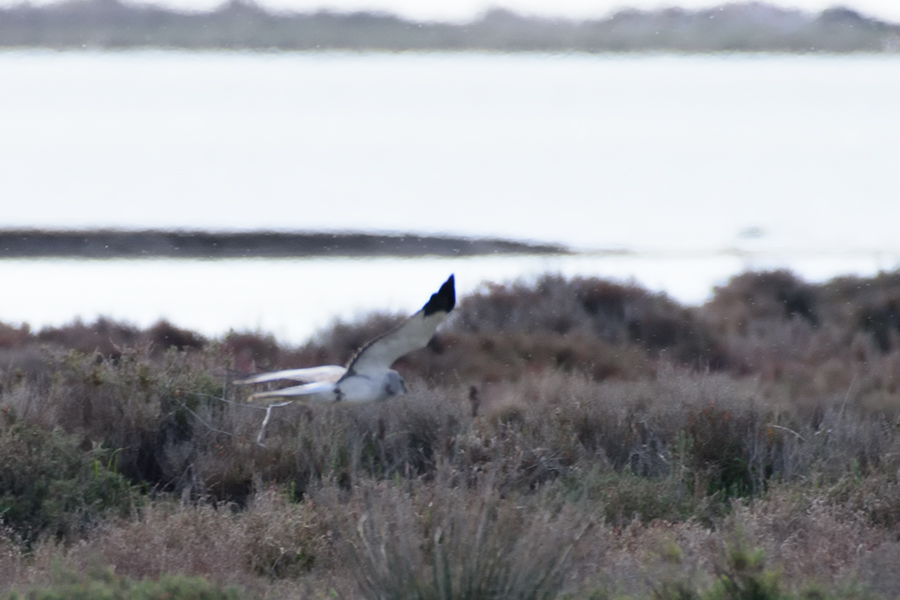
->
left=2, top=269, right=900, bottom=599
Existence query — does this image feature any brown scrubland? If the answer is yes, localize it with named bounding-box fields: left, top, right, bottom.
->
left=2, top=269, right=900, bottom=599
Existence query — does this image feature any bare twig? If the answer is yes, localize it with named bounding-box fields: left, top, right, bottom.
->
left=256, top=401, right=293, bottom=446
left=768, top=423, right=807, bottom=443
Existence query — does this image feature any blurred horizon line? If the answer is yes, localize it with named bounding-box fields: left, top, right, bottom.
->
left=1, top=0, right=898, bottom=52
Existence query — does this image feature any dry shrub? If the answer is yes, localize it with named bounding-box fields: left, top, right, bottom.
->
left=0, top=318, right=206, bottom=360
left=581, top=470, right=697, bottom=527
left=704, top=270, right=900, bottom=402
left=822, top=271, right=900, bottom=352
left=424, top=329, right=653, bottom=384
left=857, top=541, right=900, bottom=599
left=35, top=318, right=143, bottom=357
left=584, top=494, right=883, bottom=600
left=496, top=370, right=780, bottom=497
left=0, top=347, right=48, bottom=385
left=0, top=324, right=32, bottom=349
left=451, top=275, right=725, bottom=374
left=222, top=331, right=282, bottom=374
left=705, top=271, right=820, bottom=335
left=161, top=382, right=473, bottom=504
left=795, top=403, right=899, bottom=483
left=825, top=468, right=900, bottom=530
left=242, top=488, right=332, bottom=579
left=52, top=503, right=248, bottom=582
left=332, top=472, right=591, bottom=600
left=45, top=489, right=329, bottom=587
left=727, top=489, right=879, bottom=582
left=220, top=366, right=898, bottom=518
left=0, top=528, right=25, bottom=587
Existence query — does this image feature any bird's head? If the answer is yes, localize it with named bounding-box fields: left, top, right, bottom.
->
left=383, top=370, right=407, bottom=398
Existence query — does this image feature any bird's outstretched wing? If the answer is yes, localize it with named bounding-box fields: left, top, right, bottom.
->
left=344, top=275, right=455, bottom=377
left=249, top=380, right=337, bottom=402
left=234, top=365, right=346, bottom=385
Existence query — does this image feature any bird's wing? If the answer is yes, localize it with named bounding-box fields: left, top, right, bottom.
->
left=248, top=381, right=337, bottom=402
left=234, top=365, right=346, bottom=385
left=345, top=275, right=455, bottom=377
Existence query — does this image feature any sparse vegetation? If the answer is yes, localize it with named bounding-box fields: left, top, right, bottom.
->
left=1, top=269, right=900, bottom=599
left=6, top=566, right=240, bottom=600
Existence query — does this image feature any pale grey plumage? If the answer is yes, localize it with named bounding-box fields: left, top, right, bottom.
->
left=235, top=275, right=455, bottom=404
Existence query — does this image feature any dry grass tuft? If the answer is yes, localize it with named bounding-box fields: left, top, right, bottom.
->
left=332, top=472, right=592, bottom=600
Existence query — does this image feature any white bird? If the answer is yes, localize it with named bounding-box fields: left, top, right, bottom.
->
left=235, top=274, right=456, bottom=404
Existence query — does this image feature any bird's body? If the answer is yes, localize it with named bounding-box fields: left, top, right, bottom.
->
left=241, top=368, right=404, bottom=403
left=235, top=275, right=455, bottom=404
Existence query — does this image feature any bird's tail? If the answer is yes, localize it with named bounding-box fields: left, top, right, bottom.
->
left=247, top=380, right=337, bottom=403
left=234, top=365, right=345, bottom=385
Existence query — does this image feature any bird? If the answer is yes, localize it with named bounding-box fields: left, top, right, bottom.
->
left=235, top=274, right=455, bottom=404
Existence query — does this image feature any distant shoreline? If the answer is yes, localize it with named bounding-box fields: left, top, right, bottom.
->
left=0, top=229, right=569, bottom=259
left=0, top=1, right=898, bottom=53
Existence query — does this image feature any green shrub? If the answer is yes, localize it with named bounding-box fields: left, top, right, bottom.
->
left=562, top=467, right=696, bottom=526
left=707, top=538, right=786, bottom=600
left=8, top=566, right=239, bottom=600
left=652, top=538, right=788, bottom=600
left=0, top=418, right=136, bottom=543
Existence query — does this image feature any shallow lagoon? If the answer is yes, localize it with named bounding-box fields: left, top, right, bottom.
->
left=1, top=51, right=898, bottom=341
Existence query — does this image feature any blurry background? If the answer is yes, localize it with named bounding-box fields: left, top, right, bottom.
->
left=1, top=0, right=898, bottom=343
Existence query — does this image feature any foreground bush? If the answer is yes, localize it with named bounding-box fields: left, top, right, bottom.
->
left=341, top=474, right=589, bottom=600
left=8, top=567, right=239, bottom=600
left=0, top=417, right=135, bottom=544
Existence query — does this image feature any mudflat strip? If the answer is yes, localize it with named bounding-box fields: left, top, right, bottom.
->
left=0, top=230, right=568, bottom=259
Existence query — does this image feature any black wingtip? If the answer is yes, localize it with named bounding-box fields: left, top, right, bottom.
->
left=423, top=274, right=455, bottom=317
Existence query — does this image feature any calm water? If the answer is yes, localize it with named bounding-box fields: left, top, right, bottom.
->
left=2, top=252, right=897, bottom=344
left=1, top=51, right=898, bottom=342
